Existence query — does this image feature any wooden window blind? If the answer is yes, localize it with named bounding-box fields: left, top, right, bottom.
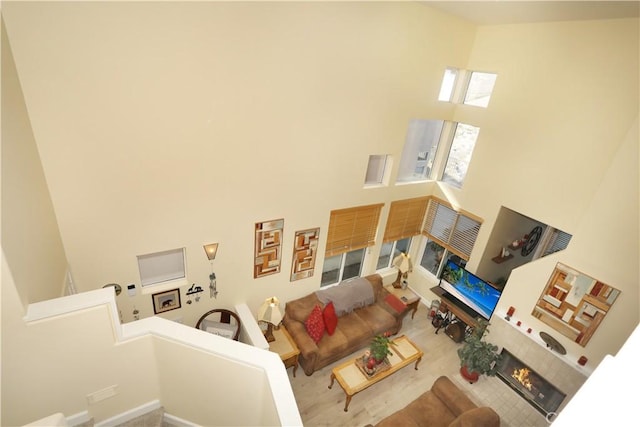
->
left=383, top=197, right=429, bottom=243
left=422, top=197, right=482, bottom=260
left=325, top=203, right=384, bottom=257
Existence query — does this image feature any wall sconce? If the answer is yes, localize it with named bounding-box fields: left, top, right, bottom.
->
left=203, top=243, right=219, bottom=260
left=257, top=297, right=283, bottom=343
left=204, top=243, right=219, bottom=298
left=391, top=252, right=413, bottom=289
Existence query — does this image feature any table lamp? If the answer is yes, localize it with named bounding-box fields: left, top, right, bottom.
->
left=257, top=296, right=283, bottom=342
left=392, top=252, right=413, bottom=288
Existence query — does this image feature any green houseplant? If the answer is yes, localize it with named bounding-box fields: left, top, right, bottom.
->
left=370, top=333, right=392, bottom=362
left=457, top=318, right=502, bottom=383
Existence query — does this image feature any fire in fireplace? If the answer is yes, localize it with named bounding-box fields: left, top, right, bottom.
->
left=496, top=348, right=566, bottom=418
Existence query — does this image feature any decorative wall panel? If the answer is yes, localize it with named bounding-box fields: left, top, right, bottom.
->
left=290, top=228, right=320, bottom=282
left=254, top=219, right=284, bottom=278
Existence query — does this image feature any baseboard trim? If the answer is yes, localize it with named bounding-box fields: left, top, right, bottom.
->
left=67, top=410, right=91, bottom=426
left=93, top=400, right=162, bottom=427
left=163, top=412, right=201, bottom=427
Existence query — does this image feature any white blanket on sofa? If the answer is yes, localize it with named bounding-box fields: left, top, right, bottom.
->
left=315, top=277, right=375, bottom=316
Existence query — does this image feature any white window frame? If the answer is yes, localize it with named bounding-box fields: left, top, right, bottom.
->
left=438, top=67, right=459, bottom=102
left=396, top=119, right=445, bottom=184
left=463, top=71, right=498, bottom=108
left=364, top=154, right=392, bottom=187
left=376, top=237, right=412, bottom=271
left=321, top=248, right=365, bottom=287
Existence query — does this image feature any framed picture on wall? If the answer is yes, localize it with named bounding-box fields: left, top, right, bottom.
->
left=290, top=227, right=320, bottom=281
left=152, top=288, right=181, bottom=314
left=254, top=218, right=284, bottom=278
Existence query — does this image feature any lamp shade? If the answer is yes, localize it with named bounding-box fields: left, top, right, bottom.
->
left=392, top=252, right=413, bottom=273
left=257, top=297, right=283, bottom=326
left=203, top=243, right=218, bottom=260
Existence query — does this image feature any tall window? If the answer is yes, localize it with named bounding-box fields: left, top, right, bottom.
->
left=419, top=239, right=467, bottom=279
left=441, top=123, right=480, bottom=188
left=421, top=197, right=482, bottom=267
left=396, top=120, right=479, bottom=189
left=321, top=203, right=383, bottom=287
left=377, top=238, right=411, bottom=270
left=438, top=67, right=459, bottom=102
left=397, top=119, right=444, bottom=183
left=464, top=71, right=497, bottom=108
left=377, top=196, right=429, bottom=270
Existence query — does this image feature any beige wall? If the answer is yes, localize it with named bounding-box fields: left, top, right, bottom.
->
left=406, top=18, right=638, bottom=371
left=1, top=1, right=476, bottom=325
left=1, top=2, right=639, bottom=422
left=1, top=254, right=293, bottom=426
left=1, top=21, right=68, bottom=306
left=1, top=255, right=160, bottom=425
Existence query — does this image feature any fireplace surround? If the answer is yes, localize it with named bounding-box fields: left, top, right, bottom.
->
left=496, top=348, right=567, bottom=418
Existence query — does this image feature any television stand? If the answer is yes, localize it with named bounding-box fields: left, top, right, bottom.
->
left=430, top=286, right=481, bottom=336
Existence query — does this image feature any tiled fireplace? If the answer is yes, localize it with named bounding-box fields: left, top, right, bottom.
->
left=451, top=316, right=588, bottom=426
left=495, top=348, right=566, bottom=417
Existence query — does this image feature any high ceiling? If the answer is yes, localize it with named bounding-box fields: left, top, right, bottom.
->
left=425, top=1, right=640, bottom=25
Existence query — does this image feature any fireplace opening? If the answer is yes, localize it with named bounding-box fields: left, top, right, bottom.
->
left=495, top=348, right=566, bottom=417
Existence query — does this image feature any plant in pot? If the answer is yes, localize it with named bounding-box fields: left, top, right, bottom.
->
left=369, top=333, right=392, bottom=365
left=457, top=318, right=502, bottom=384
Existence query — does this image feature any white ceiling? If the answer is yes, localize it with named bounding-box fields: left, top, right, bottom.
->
left=425, top=1, right=640, bottom=25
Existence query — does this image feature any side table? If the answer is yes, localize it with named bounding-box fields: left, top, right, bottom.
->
left=269, top=325, right=300, bottom=377
left=385, top=285, right=421, bottom=319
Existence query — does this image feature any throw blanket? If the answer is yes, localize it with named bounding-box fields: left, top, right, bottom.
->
left=316, top=277, right=375, bottom=316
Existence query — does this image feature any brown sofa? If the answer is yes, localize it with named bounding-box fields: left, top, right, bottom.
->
left=370, top=376, right=500, bottom=427
left=282, top=274, right=404, bottom=376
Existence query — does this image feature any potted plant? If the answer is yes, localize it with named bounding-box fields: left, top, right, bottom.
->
left=370, top=333, right=392, bottom=363
left=457, top=318, right=502, bottom=384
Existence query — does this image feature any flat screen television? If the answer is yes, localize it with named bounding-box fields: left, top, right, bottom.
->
left=439, top=259, right=503, bottom=320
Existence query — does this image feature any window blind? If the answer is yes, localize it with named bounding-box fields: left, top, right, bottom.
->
left=325, top=203, right=384, bottom=257
left=383, top=197, right=429, bottom=243
left=542, top=229, right=572, bottom=256
left=137, top=248, right=186, bottom=286
left=422, top=197, right=482, bottom=260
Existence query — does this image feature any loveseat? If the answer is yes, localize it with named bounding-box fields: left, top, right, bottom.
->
left=370, top=376, right=500, bottom=427
left=282, top=274, right=404, bottom=376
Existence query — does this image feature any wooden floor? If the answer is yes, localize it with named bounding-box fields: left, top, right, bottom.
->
left=288, top=305, right=468, bottom=427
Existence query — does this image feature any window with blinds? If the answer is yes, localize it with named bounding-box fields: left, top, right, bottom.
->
left=422, top=197, right=482, bottom=260
left=383, top=197, right=429, bottom=242
left=542, top=229, right=572, bottom=256
left=325, top=203, right=384, bottom=257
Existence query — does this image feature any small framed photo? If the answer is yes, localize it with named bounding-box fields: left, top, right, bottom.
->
left=152, top=288, right=181, bottom=314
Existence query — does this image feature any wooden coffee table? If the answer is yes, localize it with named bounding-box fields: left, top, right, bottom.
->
left=328, top=335, right=423, bottom=412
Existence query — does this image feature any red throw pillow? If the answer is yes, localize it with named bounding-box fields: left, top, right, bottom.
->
left=323, top=301, right=338, bottom=335
left=305, top=305, right=325, bottom=343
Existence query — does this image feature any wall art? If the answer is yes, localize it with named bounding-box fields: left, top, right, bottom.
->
left=254, top=218, right=284, bottom=278
left=152, top=288, right=181, bottom=314
left=290, top=227, right=320, bottom=282
left=532, top=263, right=620, bottom=347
